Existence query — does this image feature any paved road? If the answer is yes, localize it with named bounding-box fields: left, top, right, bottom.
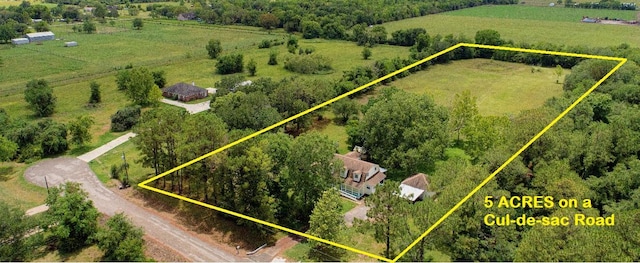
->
left=161, top=99, right=210, bottom=114
left=25, top=157, right=243, bottom=262
left=77, top=132, right=137, bottom=162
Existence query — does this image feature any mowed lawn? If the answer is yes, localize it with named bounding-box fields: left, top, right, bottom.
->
left=386, top=59, right=566, bottom=116
left=447, top=5, right=637, bottom=22
left=383, top=7, right=640, bottom=48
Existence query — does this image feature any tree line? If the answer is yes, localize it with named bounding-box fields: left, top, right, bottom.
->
left=147, top=0, right=516, bottom=29
left=132, top=105, right=343, bottom=231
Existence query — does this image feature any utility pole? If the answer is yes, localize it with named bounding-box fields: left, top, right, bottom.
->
left=44, top=176, right=49, bottom=194
left=121, top=152, right=129, bottom=187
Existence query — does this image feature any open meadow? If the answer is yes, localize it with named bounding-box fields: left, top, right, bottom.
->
left=0, top=19, right=410, bottom=152
left=387, top=58, right=566, bottom=116
left=383, top=5, right=640, bottom=47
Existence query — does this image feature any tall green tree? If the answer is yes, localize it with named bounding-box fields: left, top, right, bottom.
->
left=151, top=70, right=166, bottom=88
left=177, top=112, right=227, bottom=200
left=332, top=98, right=359, bottom=124
left=352, top=88, right=449, bottom=175
left=24, top=79, right=56, bottom=117
left=132, top=18, right=143, bottom=30
left=247, top=58, right=257, bottom=76
left=93, top=4, right=107, bottom=19
left=449, top=90, right=478, bottom=142
left=210, top=91, right=281, bottom=131
left=282, top=132, right=338, bottom=225
left=307, top=189, right=345, bottom=261
left=0, top=135, right=18, bottom=161
left=45, top=182, right=99, bottom=253
left=124, top=67, right=161, bottom=106
left=133, top=107, right=186, bottom=190
left=462, top=115, right=510, bottom=160
left=227, top=146, right=277, bottom=233
left=0, top=202, right=37, bottom=261
left=68, top=115, right=94, bottom=146
left=364, top=180, right=408, bottom=259
left=95, top=213, right=146, bottom=262
left=88, top=81, right=101, bottom=104
left=82, top=19, right=96, bottom=34
left=258, top=13, right=279, bottom=30
left=216, top=54, right=244, bottom=74
left=206, top=39, right=222, bottom=59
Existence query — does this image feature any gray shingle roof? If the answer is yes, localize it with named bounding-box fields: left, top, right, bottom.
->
left=162, top=82, right=206, bottom=96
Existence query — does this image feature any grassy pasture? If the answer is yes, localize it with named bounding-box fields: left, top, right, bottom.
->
left=383, top=7, right=640, bottom=48
left=88, top=140, right=152, bottom=185
left=0, top=20, right=283, bottom=92
left=446, top=5, right=637, bottom=21
left=385, top=58, right=566, bottom=116
left=0, top=162, right=47, bottom=209
left=0, top=19, right=409, bottom=149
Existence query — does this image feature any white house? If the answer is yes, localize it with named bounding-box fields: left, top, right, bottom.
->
left=334, top=152, right=386, bottom=200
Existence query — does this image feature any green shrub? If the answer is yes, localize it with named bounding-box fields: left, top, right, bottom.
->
left=110, top=106, right=141, bottom=132
left=216, top=54, right=244, bottom=74
left=283, top=54, right=332, bottom=74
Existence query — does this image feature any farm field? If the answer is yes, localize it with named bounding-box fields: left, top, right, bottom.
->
left=383, top=6, right=640, bottom=47
left=0, top=19, right=410, bottom=152
left=388, top=58, right=566, bottom=116
left=446, top=5, right=638, bottom=22
left=1, top=20, right=409, bottom=94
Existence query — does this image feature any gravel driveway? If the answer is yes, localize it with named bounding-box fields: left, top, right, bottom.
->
left=25, top=157, right=243, bottom=262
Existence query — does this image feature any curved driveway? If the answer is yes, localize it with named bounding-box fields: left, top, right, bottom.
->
left=25, top=157, right=243, bottom=262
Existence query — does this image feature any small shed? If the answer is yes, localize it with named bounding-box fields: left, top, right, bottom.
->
left=162, top=82, right=208, bottom=102
left=26, top=31, right=55, bottom=42
left=399, top=173, right=436, bottom=202
left=64, top=41, right=78, bottom=47
left=11, top=38, right=29, bottom=45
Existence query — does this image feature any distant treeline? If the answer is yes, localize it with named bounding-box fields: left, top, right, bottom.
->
left=565, top=0, right=636, bottom=10
left=145, top=0, right=517, bottom=27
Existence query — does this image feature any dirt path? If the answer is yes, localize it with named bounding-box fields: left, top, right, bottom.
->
left=24, top=157, right=245, bottom=262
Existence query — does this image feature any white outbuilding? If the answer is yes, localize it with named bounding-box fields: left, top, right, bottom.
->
left=11, top=38, right=29, bottom=45
left=26, top=31, right=55, bottom=42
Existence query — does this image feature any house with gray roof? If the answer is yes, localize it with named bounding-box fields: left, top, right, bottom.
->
left=162, top=82, right=208, bottom=102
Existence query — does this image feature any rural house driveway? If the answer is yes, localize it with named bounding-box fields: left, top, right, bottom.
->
left=24, top=157, right=244, bottom=262
left=344, top=202, right=369, bottom=227
left=77, top=132, right=137, bottom=162
left=161, top=98, right=210, bottom=114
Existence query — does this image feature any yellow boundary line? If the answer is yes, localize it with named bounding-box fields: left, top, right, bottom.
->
left=138, top=43, right=626, bottom=262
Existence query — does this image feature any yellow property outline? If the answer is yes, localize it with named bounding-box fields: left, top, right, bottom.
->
left=138, top=43, right=626, bottom=262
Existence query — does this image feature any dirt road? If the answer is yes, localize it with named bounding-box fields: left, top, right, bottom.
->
left=24, top=157, right=244, bottom=262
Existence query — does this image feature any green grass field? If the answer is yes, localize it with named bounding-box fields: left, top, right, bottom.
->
left=0, top=162, right=47, bottom=209
left=383, top=6, right=640, bottom=48
left=386, top=58, right=565, bottom=116
left=88, top=140, right=153, bottom=185
left=447, top=5, right=637, bottom=21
